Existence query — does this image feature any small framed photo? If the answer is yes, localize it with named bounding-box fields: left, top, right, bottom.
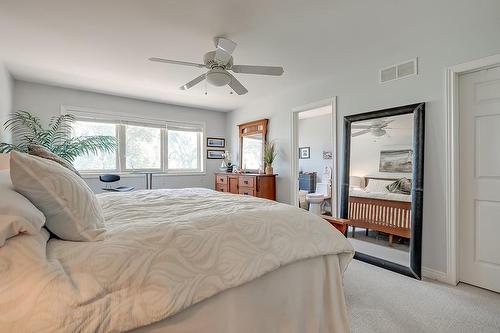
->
left=299, top=147, right=310, bottom=159
left=207, top=149, right=225, bottom=159
left=207, top=137, right=225, bottom=148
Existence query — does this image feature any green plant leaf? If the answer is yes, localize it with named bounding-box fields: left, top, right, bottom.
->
left=52, top=135, right=117, bottom=162
left=1, top=111, right=117, bottom=165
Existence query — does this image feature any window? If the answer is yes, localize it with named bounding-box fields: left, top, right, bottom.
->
left=124, top=124, right=162, bottom=170
left=72, top=120, right=118, bottom=171
left=69, top=114, right=204, bottom=174
left=166, top=123, right=203, bottom=171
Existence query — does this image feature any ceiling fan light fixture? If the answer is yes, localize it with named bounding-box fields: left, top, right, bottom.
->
left=206, top=68, right=231, bottom=87
left=371, top=128, right=386, bottom=137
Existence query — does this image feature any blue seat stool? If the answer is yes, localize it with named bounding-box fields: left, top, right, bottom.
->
left=99, top=174, right=135, bottom=192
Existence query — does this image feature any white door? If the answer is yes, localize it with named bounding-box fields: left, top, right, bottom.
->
left=459, top=65, right=500, bottom=292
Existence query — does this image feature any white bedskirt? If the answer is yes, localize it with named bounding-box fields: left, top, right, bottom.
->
left=130, top=254, right=349, bottom=333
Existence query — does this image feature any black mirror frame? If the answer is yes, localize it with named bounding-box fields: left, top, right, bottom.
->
left=340, top=102, right=425, bottom=279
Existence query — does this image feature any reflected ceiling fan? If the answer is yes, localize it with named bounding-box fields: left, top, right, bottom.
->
left=352, top=120, right=394, bottom=137
left=149, top=37, right=284, bottom=95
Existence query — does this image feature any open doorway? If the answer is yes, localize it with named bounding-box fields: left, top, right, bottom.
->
left=291, top=98, right=337, bottom=217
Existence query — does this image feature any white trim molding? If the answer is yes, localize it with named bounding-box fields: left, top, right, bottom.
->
left=422, top=267, right=448, bottom=282
left=444, top=53, right=500, bottom=286
left=290, top=97, right=338, bottom=215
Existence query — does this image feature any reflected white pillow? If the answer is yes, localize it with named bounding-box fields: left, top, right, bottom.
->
left=364, top=179, right=394, bottom=193
left=0, top=170, right=45, bottom=247
left=10, top=151, right=106, bottom=241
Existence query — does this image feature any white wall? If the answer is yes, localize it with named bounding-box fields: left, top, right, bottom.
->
left=226, top=1, right=500, bottom=274
left=298, top=113, right=332, bottom=182
left=0, top=63, right=13, bottom=143
left=13, top=80, right=227, bottom=192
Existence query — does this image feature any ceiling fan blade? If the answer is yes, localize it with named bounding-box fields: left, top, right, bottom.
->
left=180, top=74, right=206, bottom=90
left=215, top=37, right=237, bottom=65
left=231, top=65, right=284, bottom=76
left=149, top=57, right=205, bottom=68
left=352, top=129, right=370, bottom=137
left=226, top=72, right=248, bottom=95
left=351, top=124, right=371, bottom=129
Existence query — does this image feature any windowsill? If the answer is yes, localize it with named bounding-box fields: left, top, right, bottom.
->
left=80, top=172, right=207, bottom=178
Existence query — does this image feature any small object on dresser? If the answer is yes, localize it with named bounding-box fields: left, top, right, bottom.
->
left=264, top=141, right=278, bottom=175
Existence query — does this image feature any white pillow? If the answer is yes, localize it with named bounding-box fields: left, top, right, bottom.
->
left=0, top=170, right=45, bottom=247
left=10, top=151, right=106, bottom=241
left=364, top=179, right=394, bottom=193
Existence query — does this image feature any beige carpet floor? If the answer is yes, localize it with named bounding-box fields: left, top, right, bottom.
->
left=344, top=260, right=500, bottom=333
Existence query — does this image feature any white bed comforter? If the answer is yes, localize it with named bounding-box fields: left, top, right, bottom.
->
left=350, top=188, right=412, bottom=202
left=0, top=188, right=354, bottom=333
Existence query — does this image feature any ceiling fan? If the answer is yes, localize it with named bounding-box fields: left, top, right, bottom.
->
left=352, top=120, right=394, bottom=137
left=149, top=37, right=284, bottom=95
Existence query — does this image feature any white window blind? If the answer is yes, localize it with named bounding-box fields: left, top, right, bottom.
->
left=65, top=106, right=205, bottom=174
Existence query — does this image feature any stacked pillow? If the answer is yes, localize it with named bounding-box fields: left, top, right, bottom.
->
left=0, top=169, right=45, bottom=246
left=8, top=151, right=106, bottom=242
left=27, top=144, right=80, bottom=176
left=386, top=177, right=412, bottom=195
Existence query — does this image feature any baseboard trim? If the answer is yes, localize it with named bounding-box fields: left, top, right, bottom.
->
left=422, top=267, right=448, bottom=282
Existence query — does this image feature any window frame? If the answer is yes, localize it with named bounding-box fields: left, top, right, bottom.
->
left=70, top=118, right=121, bottom=174
left=120, top=122, right=165, bottom=173
left=62, top=106, right=206, bottom=175
left=165, top=122, right=204, bottom=173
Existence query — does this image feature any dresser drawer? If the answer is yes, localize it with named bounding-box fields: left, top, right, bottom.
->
left=216, top=175, right=228, bottom=184
left=238, top=176, right=255, bottom=188
left=216, top=183, right=229, bottom=192
left=238, top=187, right=255, bottom=196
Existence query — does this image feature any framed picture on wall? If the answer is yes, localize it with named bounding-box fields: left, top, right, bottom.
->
left=207, top=137, right=225, bottom=148
left=299, top=147, right=310, bottom=159
left=379, top=149, right=413, bottom=173
left=207, top=149, right=225, bottom=159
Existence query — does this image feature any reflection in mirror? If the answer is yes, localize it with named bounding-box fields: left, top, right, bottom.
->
left=242, top=134, right=263, bottom=170
left=238, top=119, right=268, bottom=172
left=347, top=113, right=414, bottom=267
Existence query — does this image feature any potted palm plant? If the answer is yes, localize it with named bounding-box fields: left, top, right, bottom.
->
left=263, top=141, right=278, bottom=175
left=0, top=111, right=116, bottom=164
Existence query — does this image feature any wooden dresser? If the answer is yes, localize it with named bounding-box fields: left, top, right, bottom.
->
left=214, top=173, right=276, bottom=200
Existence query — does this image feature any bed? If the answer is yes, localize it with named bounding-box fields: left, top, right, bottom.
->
left=0, top=184, right=354, bottom=333
left=348, top=177, right=412, bottom=244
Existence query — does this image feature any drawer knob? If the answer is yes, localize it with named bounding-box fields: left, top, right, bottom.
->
left=244, top=180, right=248, bottom=184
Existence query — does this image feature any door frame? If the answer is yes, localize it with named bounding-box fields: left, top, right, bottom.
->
left=290, top=97, right=338, bottom=216
left=445, top=53, right=500, bottom=285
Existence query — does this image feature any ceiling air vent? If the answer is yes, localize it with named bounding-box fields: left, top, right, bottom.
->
left=380, top=58, right=418, bottom=83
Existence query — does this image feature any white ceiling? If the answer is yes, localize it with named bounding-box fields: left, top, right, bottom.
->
left=0, top=0, right=374, bottom=112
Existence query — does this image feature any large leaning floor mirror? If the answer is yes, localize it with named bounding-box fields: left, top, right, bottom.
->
left=340, top=103, right=425, bottom=279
